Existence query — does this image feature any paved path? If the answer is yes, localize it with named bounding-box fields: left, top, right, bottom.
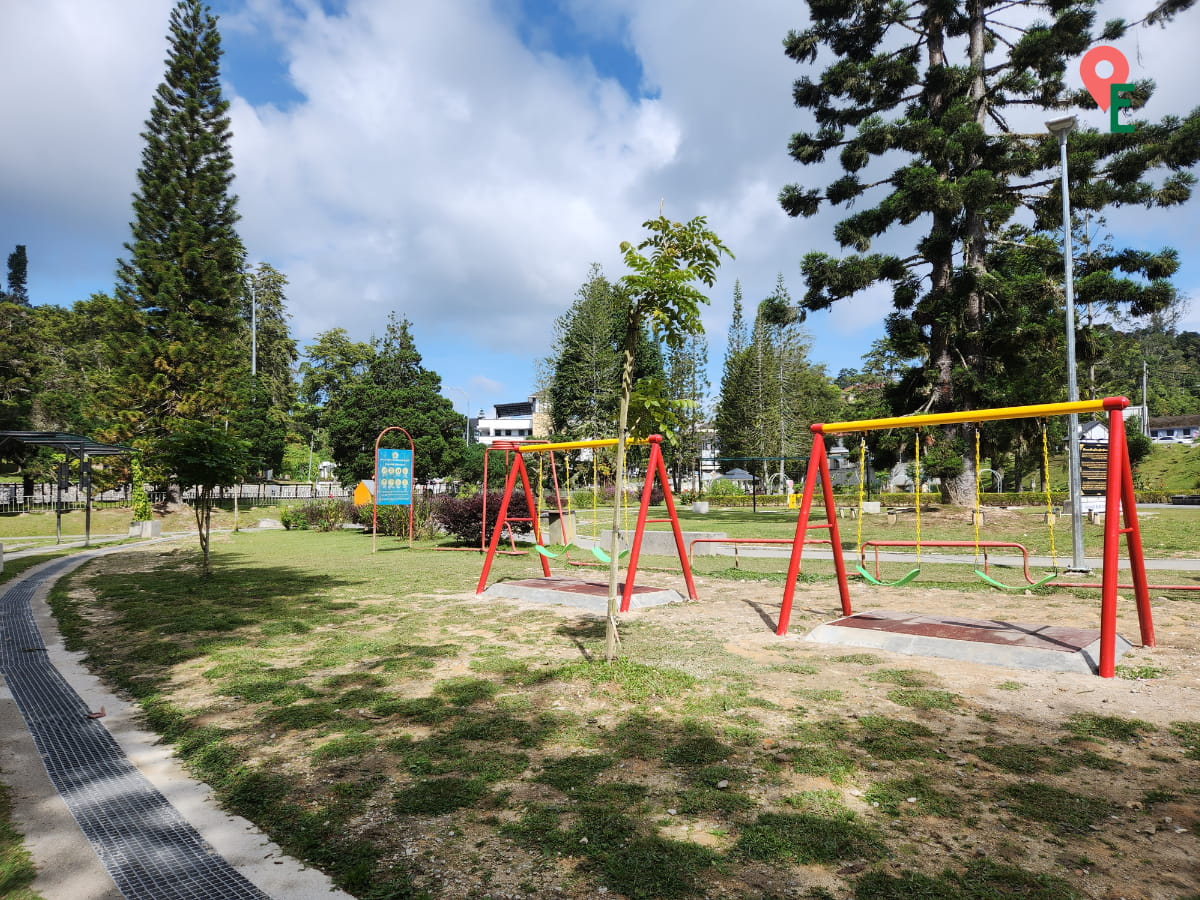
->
left=0, top=546, right=352, bottom=900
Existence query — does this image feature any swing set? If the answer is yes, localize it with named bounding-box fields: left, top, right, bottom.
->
left=850, top=424, right=1062, bottom=590
left=777, top=397, right=1155, bottom=678
left=528, top=448, right=630, bottom=566
left=474, top=434, right=698, bottom=611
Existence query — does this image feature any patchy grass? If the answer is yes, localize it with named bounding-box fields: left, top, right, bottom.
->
left=35, top=530, right=1200, bottom=900
left=1064, top=713, right=1157, bottom=744
left=0, top=775, right=43, bottom=900
left=886, top=688, right=961, bottom=711
left=734, top=811, right=883, bottom=865
left=1003, top=782, right=1113, bottom=834
left=855, top=859, right=1080, bottom=900
left=863, top=775, right=958, bottom=818
left=1171, top=721, right=1200, bottom=759
left=1115, top=662, right=1167, bottom=680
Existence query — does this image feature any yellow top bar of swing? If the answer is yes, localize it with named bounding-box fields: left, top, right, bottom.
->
left=815, top=397, right=1128, bottom=435
left=514, top=437, right=654, bottom=453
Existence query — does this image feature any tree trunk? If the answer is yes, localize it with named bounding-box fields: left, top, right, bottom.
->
left=606, top=315, right=640, bottom=663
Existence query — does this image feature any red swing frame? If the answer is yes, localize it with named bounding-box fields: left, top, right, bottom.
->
left=475, top=435, right=699, bottom=611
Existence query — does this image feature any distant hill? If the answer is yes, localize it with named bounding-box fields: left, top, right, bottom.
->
left=1135, top=442, right=1200, bottom=493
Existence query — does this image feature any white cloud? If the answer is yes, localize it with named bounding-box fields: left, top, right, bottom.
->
left=0, top=0, right=1195, bottom=418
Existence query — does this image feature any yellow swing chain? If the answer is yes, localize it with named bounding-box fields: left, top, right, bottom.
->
left=913, top=430, right=922, bottom=564
left=973, top=429, right=983, bottom=565
left=591, top=450, right=602, bottom=543
left=536, top=455, right=544, bottom=518
left=856, top=436, right=867, bottom=551
left=1041, top=424, right=1060, bottom=571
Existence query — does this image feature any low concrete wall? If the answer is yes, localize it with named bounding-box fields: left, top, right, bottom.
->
left=597, top=530, right=729, bottom=557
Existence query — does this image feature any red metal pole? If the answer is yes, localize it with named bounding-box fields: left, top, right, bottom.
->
left=619, top=437, right=698, bottom=612
left=1113, top=408, right=1155, bottom=647
left=778, top=435, right=828, bottom=636
left=652, top=437, right=699, bottom=601
left=476, top=451, right=525, bottom=593
left=1099, top=410, right=1125, bottom=677
left=817, top=441, right=852, bottom=617
left=514, top=452, right=551, bottom=577
left=620, top=441, right=655, bottom=612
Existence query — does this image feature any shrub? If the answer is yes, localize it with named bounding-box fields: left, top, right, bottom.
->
left=706, top=478, right=747, bottom=498
left=433, top=491, right=531, bottom=545
left=281, top=499, right=354, bottom=532
left=280, top=505, right=303, bottom=530
left=352, top=494, right=440, bottom=540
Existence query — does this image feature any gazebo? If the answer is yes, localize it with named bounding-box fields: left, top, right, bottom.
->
left=0, top=431, right=136, bottom=545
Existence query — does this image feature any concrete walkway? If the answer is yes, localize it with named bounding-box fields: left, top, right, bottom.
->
left=0, top=546, right=353, bottom=900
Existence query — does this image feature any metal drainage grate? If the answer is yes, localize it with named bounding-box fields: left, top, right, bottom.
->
left=0, top=551, right=271, bottom=899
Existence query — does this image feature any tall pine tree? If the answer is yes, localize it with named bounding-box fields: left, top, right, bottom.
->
left=715, top=280, right=756, bottom=465
left=5, top=246, right=29, bottom=305
left=111, top=0, right=247, bottom=444
left=547, top=264, right=664, bottom=440
left=780, top=1, right=1200, bottom=502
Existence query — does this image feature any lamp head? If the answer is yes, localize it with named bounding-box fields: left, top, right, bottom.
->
left=1045, top=115, right=1078, bottom=138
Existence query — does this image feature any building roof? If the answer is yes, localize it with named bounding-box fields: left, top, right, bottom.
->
left=1147, top=415, right=1200, bottom=428
left=494, top=401, right=534, bottom=418
left=0, top=431, right=136, bottom=457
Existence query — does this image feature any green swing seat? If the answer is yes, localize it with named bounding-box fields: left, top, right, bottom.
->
left=532, top=542, right=628, bottom=563
left=855, top=563, right=921, bottom=587
left=974, top=568, right=1058, bottom=591
left=532, top=542, right=577, bottom=559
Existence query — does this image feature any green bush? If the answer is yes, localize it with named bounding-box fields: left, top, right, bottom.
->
left=130, top=457, right=152, bottom=522
left=352, top=495, right=440, bottom=540
left=706, top=478, right=747, bottom=498
left=280, top=499, right=354, bottom=532
left=280, top=505, right=303, bottom=530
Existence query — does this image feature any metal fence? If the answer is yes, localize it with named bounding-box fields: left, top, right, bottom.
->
left=0, top=482, right=353, bottom=514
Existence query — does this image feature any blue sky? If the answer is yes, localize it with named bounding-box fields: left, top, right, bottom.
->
left=2, top=0, right=1197, bottom=424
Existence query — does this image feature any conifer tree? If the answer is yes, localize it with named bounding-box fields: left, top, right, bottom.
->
left=547, top=265, right=664, bottom=440
left=112, top=0, right=246, bottom=444
left=780, top=1, right=1200, bottom=502
left=664, top=333, right=709, bottom=490
left=5, top=246, right=29, bottom=305
left=715, top=280, right=756, bottom=465
left=323, top=315, right=463, bottom=483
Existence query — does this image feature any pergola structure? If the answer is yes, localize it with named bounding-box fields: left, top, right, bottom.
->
left=0, top=431, right=136, bottom=545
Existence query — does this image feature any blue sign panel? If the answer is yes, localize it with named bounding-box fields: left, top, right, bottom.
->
left=376, top=448, right=413, bottom=506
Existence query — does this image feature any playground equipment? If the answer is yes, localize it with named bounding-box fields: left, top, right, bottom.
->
left=970, top=426, right=1058, bottom=590
left=854, top=433, right=922, bottom=586
left=475, top=435, right=698, bottom=611
left=777, top=397, right=1154, bottom=678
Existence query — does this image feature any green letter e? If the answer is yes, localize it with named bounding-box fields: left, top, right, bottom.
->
left=1110, top=84, right=1135, bottom=133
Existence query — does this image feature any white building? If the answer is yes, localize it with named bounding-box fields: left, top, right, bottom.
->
left=472, top=396, right=549, bottom=446
left=1147, top=415, right=1200, bottom=443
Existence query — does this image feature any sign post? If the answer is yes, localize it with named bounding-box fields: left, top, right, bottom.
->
left=373, top=427, right=415, bottom=551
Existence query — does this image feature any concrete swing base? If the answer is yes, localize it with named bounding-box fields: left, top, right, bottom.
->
left=480, top=576, right=684, bottom=615
left=803, top=609, right=1133, bottom=675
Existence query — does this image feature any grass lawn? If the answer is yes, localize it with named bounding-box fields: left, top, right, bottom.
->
left=0, top=505, right=284, bottom=552
left=647, top=503, right=1200, bottom=561
left=40, top=528, right=1200, bottom=900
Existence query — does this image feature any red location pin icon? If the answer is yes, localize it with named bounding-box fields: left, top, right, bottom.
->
left=1080, top=45, right=1130, bottom=110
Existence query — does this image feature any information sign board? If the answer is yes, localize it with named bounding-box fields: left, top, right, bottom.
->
left=376, top=448, right=413, bottom=506
left=1080, top=442, right=1109, bottom=496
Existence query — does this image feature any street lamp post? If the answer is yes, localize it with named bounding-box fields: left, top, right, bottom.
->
left=1046, top=114, right=1087, bottom=573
